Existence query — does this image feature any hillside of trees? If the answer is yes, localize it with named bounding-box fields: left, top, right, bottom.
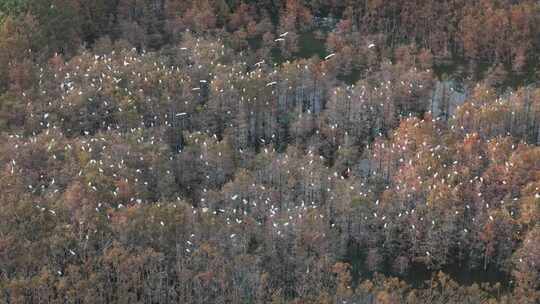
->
left=0, top=1, right=539, bottom=303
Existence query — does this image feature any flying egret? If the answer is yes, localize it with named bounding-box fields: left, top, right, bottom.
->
left=324, top=53, right=335, bottom=60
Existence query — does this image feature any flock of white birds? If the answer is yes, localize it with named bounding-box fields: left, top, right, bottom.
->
left=4, top=35, right=537, bottom=278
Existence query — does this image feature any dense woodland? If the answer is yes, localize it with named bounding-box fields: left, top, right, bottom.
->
left=0, top=0, right=539, bottom=303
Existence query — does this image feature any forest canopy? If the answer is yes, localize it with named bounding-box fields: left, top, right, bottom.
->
left=0, top=1, right=539, bottom=303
